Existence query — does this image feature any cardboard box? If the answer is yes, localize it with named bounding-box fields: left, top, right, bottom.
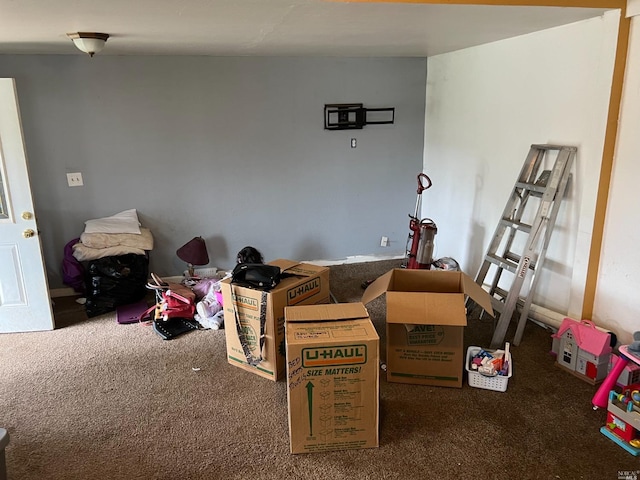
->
left=362, top=269, right=493, bottom=388
left=285, top=303, right=379, bottom=454
left=221, top=259, right=330, bottom=381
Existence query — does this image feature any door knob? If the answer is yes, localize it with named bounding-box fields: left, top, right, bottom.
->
left=23, top=229, right=35, bottom=238
left=22, top=212, right=33, bottom=220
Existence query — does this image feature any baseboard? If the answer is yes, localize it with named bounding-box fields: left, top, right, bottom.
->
left=304, top=254, right=405, bottom=266
left=50, top=287, right=77, bottom=298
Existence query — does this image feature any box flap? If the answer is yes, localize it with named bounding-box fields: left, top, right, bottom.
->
left=285, top=303, right=368, bottom=323
left=269, top=259, right=327, bottom=277
left=361, top=270, right=394, bottom=305
left=387, top=291, right=467, bottom=326
left=269, top=259, right=302, bottom=271
left=284, top=262, right=328, bottom=276
left=460, top=273, right=494, bottom=315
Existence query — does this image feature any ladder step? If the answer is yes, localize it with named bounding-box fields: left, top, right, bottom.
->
left=489, top=296, right=526, bottom=318
left=503, top=251, right=537, bottom=271
left=514, top=181, right=548, bottom=195
left=500, top=218, right=532, bottom=233
left=485, top=252, right=537, bottom=273
left=504, top=251, right=520, bottom=263
left=515, top=170, right=557, bottom=197
left=485, top=253, right=517, bottom=273
left=493, top=286, right=526, bottom=310
left=531, top=144, right=575, bottom=151
left=493, top=286, right=508, bottom=300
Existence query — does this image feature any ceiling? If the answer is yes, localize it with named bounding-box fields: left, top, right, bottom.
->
left=0, top=0, right=610, bottom=57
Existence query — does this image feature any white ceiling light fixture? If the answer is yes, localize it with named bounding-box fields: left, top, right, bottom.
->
left=67, top=32, right=110, bottom=57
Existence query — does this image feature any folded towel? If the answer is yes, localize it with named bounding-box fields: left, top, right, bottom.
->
left=80, top=227, right=154, bottom=250
left=72, top=243, right=146, bottom=262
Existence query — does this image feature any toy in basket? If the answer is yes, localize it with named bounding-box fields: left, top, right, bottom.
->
left=466, top=344, right=513, bottom=392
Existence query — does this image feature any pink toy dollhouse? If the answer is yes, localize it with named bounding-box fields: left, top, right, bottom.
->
left=551, top=317, right=612, bottom=384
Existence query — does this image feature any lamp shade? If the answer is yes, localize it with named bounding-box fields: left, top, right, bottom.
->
left=176, top=236, right=209, bottom=266
left=67, top=32, right=110, bottom=57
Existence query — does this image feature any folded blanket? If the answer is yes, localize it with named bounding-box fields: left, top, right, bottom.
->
left=80, top=227, right=154, bottom=250
left=72, top=243, right=147, bottom=262
left=84, top=209, right=141, bottom=234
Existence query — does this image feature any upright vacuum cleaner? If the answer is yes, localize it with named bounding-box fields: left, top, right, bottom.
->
left=361, top=173, right=438, bottom=289
left=404, top=173, right=437, bottom=269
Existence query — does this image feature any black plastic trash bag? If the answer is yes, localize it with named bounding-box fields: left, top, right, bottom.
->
left=85, top=254, right=149, bottom=318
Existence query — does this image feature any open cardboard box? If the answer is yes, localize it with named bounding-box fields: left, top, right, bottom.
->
left=285, top=302, right=379, bottom=454
left=362, top=269, right=493, bottom=388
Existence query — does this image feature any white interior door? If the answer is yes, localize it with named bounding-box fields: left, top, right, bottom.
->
left=0, top=78, right=54, bottom=332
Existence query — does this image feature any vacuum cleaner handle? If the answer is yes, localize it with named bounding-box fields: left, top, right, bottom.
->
left=417, top=173, right=432, bottom=194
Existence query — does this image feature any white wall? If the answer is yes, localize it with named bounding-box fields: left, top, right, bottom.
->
left=594, top=15, right=640, bottom=345
left=423, top=13, right=619, bottom=328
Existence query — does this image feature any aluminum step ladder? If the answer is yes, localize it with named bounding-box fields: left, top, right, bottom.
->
left=474, top=144, right=576, bottom=348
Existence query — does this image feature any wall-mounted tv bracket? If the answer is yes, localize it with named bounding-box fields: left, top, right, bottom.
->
left=324, top=103, right=395, bottom=130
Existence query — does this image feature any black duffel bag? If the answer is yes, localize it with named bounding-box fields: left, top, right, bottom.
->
left=231, top=263, right=281, bottom=290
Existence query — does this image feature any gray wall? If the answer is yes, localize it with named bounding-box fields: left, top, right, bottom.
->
left=0, top=56, right=427, bottom=287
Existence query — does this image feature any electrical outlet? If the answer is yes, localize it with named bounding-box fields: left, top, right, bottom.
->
left=66, top=172, right=84, bottom=187
left=380, top=236, right=389, bottom=247
left=351, top=138, right=357, bottom=148
left=192, top=267, right=222, bottom=278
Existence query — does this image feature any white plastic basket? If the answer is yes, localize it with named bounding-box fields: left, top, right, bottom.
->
left=466, top=346, right=512, bottom=392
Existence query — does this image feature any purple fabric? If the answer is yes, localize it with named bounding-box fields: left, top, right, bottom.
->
left=62, top=237, right=85, bottom=293
left=116, top=299, right=150, bottom=324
